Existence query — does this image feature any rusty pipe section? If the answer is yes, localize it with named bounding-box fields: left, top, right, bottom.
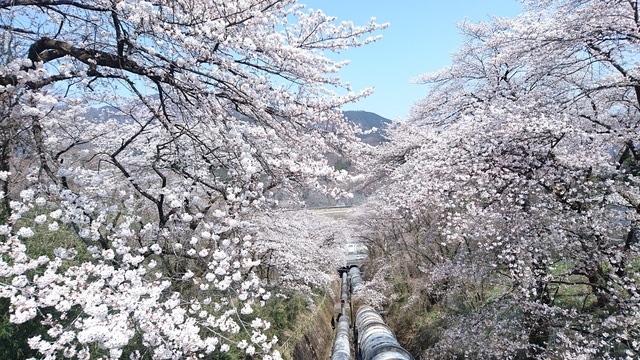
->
left=331, top=313, right=351, bottom=360
left=355, top=306, right=413, bottom=360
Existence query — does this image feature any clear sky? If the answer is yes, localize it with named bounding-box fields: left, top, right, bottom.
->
left=302, top=1, right=524, bottom=120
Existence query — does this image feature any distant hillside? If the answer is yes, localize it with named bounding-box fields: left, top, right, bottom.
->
left=343, top=110, right=392, bottom=130
left=84, top=105, right=130, bottom=123
left=85, top=106, right=391, bottom=145
left=343, top=110, right=392, bottom=145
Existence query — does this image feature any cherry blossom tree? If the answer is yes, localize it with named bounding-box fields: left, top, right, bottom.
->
left=0, top=0, right=386, bottom=358
left=364, top=0, right=640, bottom=358
left=251, top=210, right=349, bottom=293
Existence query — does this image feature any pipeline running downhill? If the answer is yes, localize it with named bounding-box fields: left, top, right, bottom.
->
left=330, top=263, right=413, bottom=360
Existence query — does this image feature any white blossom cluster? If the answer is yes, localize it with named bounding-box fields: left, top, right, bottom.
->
left=0, top=0, right=386, bottom=358
left=251, top=211, right=349, bottom=293
left=1, top=184, right=278, bottom=359
left=359, top=0, right=640, bottom=358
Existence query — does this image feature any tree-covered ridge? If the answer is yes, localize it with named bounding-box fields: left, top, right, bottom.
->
left=343, top=110, right=391, bottom=146
left=343, top=110, right=391, bottom=131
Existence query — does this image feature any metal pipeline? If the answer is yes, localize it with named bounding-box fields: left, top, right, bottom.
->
left=341, top=271, right=349, bottom=307
left=355, top=306, right=413, bottom=360
left=349, top=266, right=364, bottom=293
left=331, top=314, right=351, bottom=360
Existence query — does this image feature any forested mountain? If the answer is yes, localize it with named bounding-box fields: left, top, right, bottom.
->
left=85, top=107, right=391, bottom=141
left=343, top=110, right=391, bottom=131
left=344, top=110, right=392, bottom=145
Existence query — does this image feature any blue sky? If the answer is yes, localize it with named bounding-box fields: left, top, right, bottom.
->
left=302, top=1, right=524, bottom=120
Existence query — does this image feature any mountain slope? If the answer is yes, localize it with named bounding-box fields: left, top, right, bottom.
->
left=343, top=110, right=392, bottom=130
left=343, top=110, right=392, bottom=145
